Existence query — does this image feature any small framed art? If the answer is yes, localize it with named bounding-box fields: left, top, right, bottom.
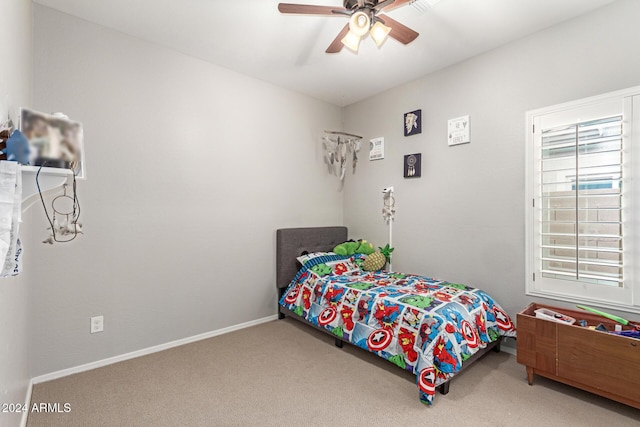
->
left=403, top=153, right=421, bottom=178
left=369, top=137, right=384, bottom=160
left=447, top=115, right=470, bottom=146
left=404, top=109, right=421, bottom=137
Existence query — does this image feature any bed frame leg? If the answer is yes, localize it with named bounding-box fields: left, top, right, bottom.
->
left=493, top=340, right=501, bottom=353
left=438, top=381, right=450, bottom=395
left=335, top=338, right=343, bottom=348
left=278, top=310, right=285, bottom=320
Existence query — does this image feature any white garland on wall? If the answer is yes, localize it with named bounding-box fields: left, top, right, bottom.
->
left=322, top=131, right=362, bottom=182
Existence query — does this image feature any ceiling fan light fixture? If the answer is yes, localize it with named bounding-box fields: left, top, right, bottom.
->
left=370, top=21, right=391, bottom=47
left=349, top=11, right=370, bottom=37
left=341, top=30, right=361, bottom=52
left=278, top=1, right=419, bottom=54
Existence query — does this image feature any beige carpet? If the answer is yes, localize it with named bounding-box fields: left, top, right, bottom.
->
left=28, top=318, right=640, bottom=427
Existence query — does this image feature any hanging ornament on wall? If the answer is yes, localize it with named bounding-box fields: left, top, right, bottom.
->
left=38, top=169, right=83, bottom=245
left=322, top=131, right=362, bottom=182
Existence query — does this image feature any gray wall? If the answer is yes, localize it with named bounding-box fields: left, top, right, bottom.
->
left=30, top=5, right=344, bottom=376
left=0, top=1, right=33, bottom=425
left=25, top=0, right=640, bottom=380
left=343, top=0, right=640, bottom=319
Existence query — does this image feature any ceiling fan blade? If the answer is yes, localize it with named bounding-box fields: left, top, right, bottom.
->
left=326, top=23, right=350, bottom=53
left=278, top=3, right=348, bottom=16
left=378, top=0, right=412, bottom=11
left=378, top=13, right=419, bottom=44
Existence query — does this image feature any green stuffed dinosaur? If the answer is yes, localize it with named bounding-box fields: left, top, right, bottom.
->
left=333, top=239, right=375, bottom=256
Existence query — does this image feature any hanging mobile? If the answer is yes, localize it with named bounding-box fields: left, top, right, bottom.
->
left=381, top=186, right=395, bottom=271
left=37, top=166, right=82, bottom=244
left=53, top=184, right=81, bottom=231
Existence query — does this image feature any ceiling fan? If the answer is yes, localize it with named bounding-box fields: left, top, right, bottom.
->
left=278, top=0, right=419, bottom=53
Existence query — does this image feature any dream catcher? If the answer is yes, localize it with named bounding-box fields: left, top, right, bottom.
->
left=382, top=188, right=395, bottom=221
left=382, top=186, right=395, bottom=270
left=322, top=131, right=362, bottom=182
left=37, top=167, right=82, bottom=244
left=406, top=154, right=417, bottom=177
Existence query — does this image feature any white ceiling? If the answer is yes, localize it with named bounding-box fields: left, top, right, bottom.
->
left=34, top=0, right=616, bottom=106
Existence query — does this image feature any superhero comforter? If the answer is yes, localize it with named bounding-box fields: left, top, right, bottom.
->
left=279, top=253, right=517, bottom=405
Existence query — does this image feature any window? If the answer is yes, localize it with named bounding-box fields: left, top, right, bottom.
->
left=526, top=87, right=640, bottom=313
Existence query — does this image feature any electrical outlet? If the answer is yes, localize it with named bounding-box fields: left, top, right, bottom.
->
left=90, top=315, right=104, bottom=334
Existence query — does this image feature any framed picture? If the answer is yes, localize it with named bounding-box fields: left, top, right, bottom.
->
left=404, top=153, right=421, bottom=178
left=404, top=109, right=422, bottom=137
left=369, top=137, right=384, bottom=160
left=20, top=108, right=85, bottom=177
left=448, top=115, right=470, bottom=146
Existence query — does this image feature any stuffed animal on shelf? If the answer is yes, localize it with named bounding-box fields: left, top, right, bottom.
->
left=0, top=130, right=30, bottom=164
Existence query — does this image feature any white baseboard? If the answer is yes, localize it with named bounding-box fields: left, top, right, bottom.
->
left=20, top=379, right=33, bottom=427
left=500, top=336, right=517, bottom=356
left=31, top=314, right=278, bottom=385
left=500, top=345, right=516, bottom=356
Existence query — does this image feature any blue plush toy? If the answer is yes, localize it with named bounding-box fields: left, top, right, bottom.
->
left=2, top=130, right=31, bottom=164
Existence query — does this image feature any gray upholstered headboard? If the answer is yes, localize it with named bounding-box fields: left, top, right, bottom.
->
left=276, top=226, right=348, bottom=290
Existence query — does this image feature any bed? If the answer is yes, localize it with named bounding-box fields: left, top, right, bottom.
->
left=276, top=226, right=516, bottom=405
